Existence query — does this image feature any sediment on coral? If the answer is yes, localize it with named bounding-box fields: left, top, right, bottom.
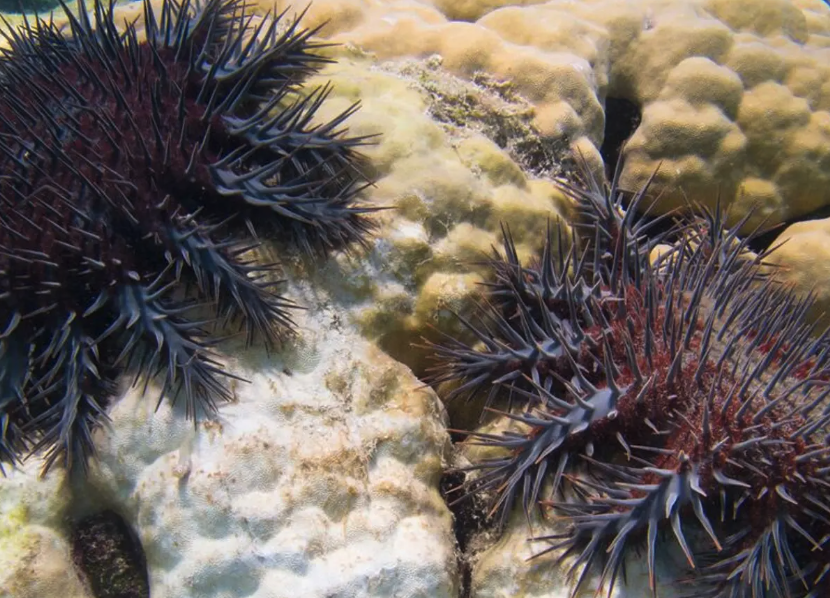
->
left=386, top=59, right=569, bottom=180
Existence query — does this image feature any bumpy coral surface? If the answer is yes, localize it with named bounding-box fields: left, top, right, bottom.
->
left=771, top=217, right=830, bottom=327
left=281, top=0, right=830, bottom=235
left=1, top=304, right=458, bottom=598
left=293, top=57, right=574, bottom=371
left=0, top=466, right=89, bottom=598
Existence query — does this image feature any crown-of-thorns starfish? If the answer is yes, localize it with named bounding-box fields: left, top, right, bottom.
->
left=0, top=0, right=375, bottom=475
left=425, top=154, right=830, bottom=598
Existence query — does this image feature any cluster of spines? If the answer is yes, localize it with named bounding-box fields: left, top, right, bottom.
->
left=0, top=0, right=374, bottom=474
left=425, top=155, right=830, bottom=597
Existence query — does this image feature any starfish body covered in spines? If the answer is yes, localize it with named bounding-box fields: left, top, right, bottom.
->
left=0, top=0, right=374, bottom=474
left=426, top=156, right=830, bottom=598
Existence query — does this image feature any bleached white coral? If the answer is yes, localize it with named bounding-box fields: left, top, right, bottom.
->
left=1, top=302, right=457, bottom=598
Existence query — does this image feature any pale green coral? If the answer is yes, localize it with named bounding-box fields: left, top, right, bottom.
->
left=292, top=57, right=571, bottom=365
left=456, top=136, right=527, bottom=187
left=0, top=470, right=89, bottom=598
left=0, top=528, right=91, bottom=598
left=658, top=57, right=744, bottom=117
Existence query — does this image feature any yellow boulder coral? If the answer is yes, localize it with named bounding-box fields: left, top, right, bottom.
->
left=771, top=218, right=830, bottom=328
left=276, top=0, right=830, bottom=236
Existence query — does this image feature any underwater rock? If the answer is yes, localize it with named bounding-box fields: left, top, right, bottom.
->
left=71, top=510, right=149, bottom=598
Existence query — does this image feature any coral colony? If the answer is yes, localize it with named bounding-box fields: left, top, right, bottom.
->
left=0, top=0, right=373, bottom=475
left=2, top=0, right=830, bottom=596
left=424, top=156, right=830, bottom=598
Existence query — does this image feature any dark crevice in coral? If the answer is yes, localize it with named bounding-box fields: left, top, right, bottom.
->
left=747, top=226, right=786, bottom=255
left=746, top=203, right=830, bottom=254
left=71, top=510, right=150, bottom=598
left=600, top=97, right=642, bottom=179
left=440, top=470, right=487, bottom=598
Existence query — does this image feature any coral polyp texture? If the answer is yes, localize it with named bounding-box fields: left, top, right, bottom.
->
left=292, top=0, right=830, bottom=235
left=0, top=0, right=373, bottom=475
left=425, top=156, right=830, bottom=597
